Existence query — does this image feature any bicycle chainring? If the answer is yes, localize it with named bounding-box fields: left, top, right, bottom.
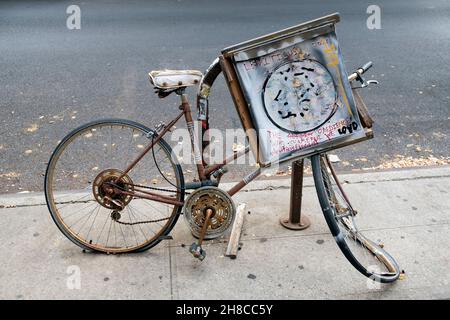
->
left=183, top=186, right=235, bottom=240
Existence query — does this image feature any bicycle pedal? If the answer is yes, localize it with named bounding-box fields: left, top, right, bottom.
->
left=189, top=243, right=206, bottom=261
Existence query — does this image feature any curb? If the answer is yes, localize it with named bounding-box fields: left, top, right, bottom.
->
left=1, top=165, right=449, bottom=208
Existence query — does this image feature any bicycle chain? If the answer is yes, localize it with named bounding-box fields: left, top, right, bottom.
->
left=105, top=182, right=185, bottom=226
left=113, top=215, right=170, bottom=226
left=121, top=182, right=189, bottom=194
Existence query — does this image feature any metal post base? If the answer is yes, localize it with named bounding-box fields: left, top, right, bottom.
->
left=279, top=159, right=311, bottom=231
left=279, top=215, right=311, bottom=230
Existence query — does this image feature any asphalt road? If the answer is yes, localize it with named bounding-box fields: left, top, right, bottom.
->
left=1, top=0, right=449, bottom=193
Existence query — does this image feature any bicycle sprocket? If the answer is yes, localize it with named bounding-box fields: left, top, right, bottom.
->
left=183, top=186, right=235, bottom=240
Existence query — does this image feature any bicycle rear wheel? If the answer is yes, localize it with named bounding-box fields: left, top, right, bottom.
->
left=311, top=154, right=400, bottom=283
left=45, top=119, right=184, bottom=253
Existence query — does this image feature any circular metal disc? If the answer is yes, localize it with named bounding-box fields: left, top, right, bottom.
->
left=184, top=186, right=236, bottom=240
left=263, top=59, right=337, bottom=133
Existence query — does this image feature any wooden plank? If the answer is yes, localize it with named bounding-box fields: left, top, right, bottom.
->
left=225, top=203, right=247, bottom=259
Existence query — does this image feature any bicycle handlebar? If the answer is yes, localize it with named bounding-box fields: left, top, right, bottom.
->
left=360, top=61, right=373, bottom=73
left=348, top=61, right=373, bottom=82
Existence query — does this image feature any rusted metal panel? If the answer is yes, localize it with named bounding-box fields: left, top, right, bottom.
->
left=222, top=12, right=367, bottom=166
left=222, top=13, right=340, bottom=58
left=352, top=88, right=374, bottom=129
left=219, top=55, right=261, bottom=164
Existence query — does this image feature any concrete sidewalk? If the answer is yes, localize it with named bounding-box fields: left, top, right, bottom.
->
left=0, top=166, right=449, bottom=299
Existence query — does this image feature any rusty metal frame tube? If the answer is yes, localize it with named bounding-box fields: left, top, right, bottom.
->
left=181, top=95, right=207, bottom=181
left=279, top=159, right=311, bottom=230
left=204, top=145, right=250, bottom=177
left=288, top=160, right=304, bottom=224
left=227, top=167, right=261, bottom=197
left=116, top=188, right=183, bottom=206
left=115, top=110, right=185, bottom=182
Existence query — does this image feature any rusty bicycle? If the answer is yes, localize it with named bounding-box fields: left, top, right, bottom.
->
left=45, top=13, right=401, bottom=283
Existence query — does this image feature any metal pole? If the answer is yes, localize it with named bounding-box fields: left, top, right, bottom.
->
left=279, top=159, right=311, bottom=230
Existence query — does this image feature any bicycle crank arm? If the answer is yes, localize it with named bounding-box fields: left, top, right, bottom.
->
left=189, top=208, right=214, bottom=261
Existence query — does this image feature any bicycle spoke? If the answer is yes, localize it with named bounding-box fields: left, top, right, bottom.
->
left=105, top=215, right=113, bottom=248
left=137, top=201, right=166, bottom=230
left=68, top=203, right=100, bottom=230
left=125, top=207, right=140, bottom=246
left=96, top=208, right=111, bottom=245
left=85, top=205, right=102, bottom=241
left=113, top=217, right=118, bottom=248
left=46, top=120, right=182, bottom=253
left=59, top=200, right=97, bottom=220
left=128, top=203, right=160, bottom=236
left=76, top=204, right=101, bottom=236
left=118, top=221, right=128, bottom=249
left=127, top=205, right=150, bottom=241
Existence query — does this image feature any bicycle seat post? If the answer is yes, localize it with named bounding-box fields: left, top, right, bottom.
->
left=176, top=86, right=208, bottom=182
left=177, top=87, right=190, bottom=114
left=175, top=87, right=187, bottom=101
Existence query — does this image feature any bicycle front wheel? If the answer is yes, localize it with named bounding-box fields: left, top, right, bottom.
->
left=45, top=119, right=184, bottom=254
left=311, top=154, right=400, bottom=283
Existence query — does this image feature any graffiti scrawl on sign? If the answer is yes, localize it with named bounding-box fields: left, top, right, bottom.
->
left=223, top=13, right=366, bottom=165
left=263, top=59, right=338, bottom=133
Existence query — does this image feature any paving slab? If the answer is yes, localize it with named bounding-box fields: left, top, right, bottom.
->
left=0, top=205, right=172, bottom=300
left=169, top=179, right=450, bottom=299
left=0, top=166, right=449, bottom=299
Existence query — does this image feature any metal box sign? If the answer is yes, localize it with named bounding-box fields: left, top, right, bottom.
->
left=222, top=13, right=366, bottom=166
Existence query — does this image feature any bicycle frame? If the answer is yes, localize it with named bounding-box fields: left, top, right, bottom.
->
left=112, top=53, right=373, bottom=207
left=113, top=87, right=261, bottom=206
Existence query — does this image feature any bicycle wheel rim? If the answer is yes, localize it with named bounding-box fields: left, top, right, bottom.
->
left=45, top=119, right=184, bottom=253
left=311, top=154, right=400, bottom=283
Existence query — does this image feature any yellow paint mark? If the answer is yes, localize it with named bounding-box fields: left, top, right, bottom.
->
left=322, top=38, right=353, bottom=116
left=323, top=43, right=336, bottom=53
left=0, top=172, right=21, bottom=178
left=336, top=73, right=353, bottom=116
left=25, top=123, right=39, bottom=133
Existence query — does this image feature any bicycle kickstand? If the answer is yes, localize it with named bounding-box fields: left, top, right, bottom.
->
left=189, top=208, right=214, bottom=261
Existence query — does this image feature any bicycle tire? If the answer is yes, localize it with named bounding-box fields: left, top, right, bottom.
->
left=311, top=154, right=400, bottom=283
left=45, top=118, right=185, bottom=253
